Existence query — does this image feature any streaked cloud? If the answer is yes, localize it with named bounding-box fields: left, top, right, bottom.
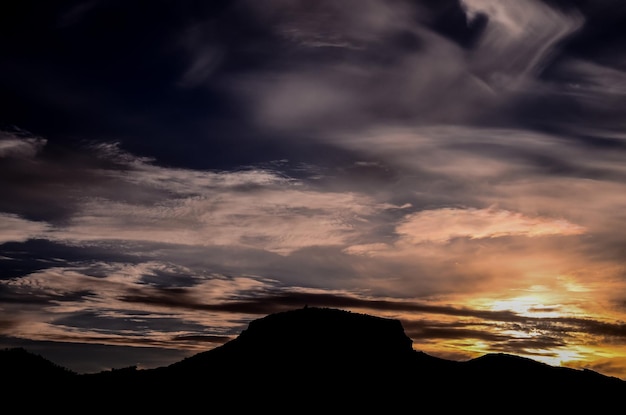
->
left=395, top=207, right=586, bottom=244
left=30, top=142, right=390, bottom=255
left=0, top=132, right=46, bottom=158
left=461, top=0, right=583, bottom=90
left=0, top=213, right=51, bottom=243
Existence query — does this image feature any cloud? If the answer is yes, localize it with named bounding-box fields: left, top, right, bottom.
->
left=3, top=0, right=626, bottom=380
left=0, top=213, right=50, bottom=243
left=395, top=206, right=586, bottom=244
left=230, top=0, right=503, bottom=133
left=220, top=0, right=591, bottom=137
left=2, top=123, right=624, bottom=303
left=247, top=0, right=416, bottom=50
left=0, top=261, right=282, bottom=343
left=43, top=149, right=388, bottom=254
left=336, top=125, right=626, bottom=207
left=557, top=59, right=626, bottom=97
left=0, top=132, right=46, bottom=159
left=0, top=137, right=389, bottom=253
left=49, top=188, right=381, bottom=255
left=460, top=0, right=583, bottom=90
left=3, top=126, right=621, bottom=304
left=177, top=20, right=224, bottom=88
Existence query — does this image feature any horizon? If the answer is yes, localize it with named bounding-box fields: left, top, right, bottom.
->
left=5, top=305, right=624, bottom=381
left=1, top=0, right=626, bottom=380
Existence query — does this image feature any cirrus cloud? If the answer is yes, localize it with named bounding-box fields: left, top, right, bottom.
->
left=395, top=206, right=586, bottom=244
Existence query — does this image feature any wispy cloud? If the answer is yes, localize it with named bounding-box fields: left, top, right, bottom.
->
left=27, top=142, right=391, bottom=255
left=0, top=132, right=46, bottom=158
left=395, top=207, right=585, bottom=244
left=460, top=0, right=583, bottom=90
left=0, top=213, right=51, bottom=243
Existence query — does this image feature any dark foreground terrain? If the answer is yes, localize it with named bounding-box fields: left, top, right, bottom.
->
left=3, top=307, right=625, bottom=412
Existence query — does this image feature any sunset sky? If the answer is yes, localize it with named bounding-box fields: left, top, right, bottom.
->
left=1, top=0, right=626, bottom=379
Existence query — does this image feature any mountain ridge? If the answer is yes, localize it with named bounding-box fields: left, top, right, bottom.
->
left=3, top=307, right=624, bottom=411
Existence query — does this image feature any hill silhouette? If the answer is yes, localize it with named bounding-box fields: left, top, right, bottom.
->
left=3, top=307, right=625, bottom=412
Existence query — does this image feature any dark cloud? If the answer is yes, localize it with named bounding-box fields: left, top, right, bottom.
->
left=0, top=0, right=623, bottom=148
left=0, top=239, right=144, bottom=280
left=53, top=311, right=208, bottom=335
left=558, top=317, right=626, bottom=340
left=171, top=334, right=231, bottom=344
left=494, top=335, right=570, bottom=356
left=403, top=321, right=510, bottom=342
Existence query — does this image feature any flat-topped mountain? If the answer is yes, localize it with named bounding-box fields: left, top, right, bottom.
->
left=3, top=307, right=625, bottom=412
left=168, top=306, right=415, bottom=373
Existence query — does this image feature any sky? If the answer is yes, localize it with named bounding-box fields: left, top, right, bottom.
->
left=1, top=0, right=626, bottom=379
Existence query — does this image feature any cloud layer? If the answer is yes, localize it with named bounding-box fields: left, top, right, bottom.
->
left=1, top=0, right=626, bottom=379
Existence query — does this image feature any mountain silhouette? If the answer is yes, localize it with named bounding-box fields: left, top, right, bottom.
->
left=3, top=307, right=625, bottom=412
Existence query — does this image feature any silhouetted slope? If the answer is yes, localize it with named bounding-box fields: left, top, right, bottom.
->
left=458, top=352, right=626, bottom=404
left=1, top=347, right=75, bottom=378
left=3, top=307, right=625, bottom=412
left=1, top=347, right=77, bottom=404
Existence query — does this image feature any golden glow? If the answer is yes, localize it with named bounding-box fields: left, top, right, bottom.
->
left=532, top=349, right=582, bottom=367
left=465, top=288, right=571, bottom=318
left=489, top=295, right=561, bottom=318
